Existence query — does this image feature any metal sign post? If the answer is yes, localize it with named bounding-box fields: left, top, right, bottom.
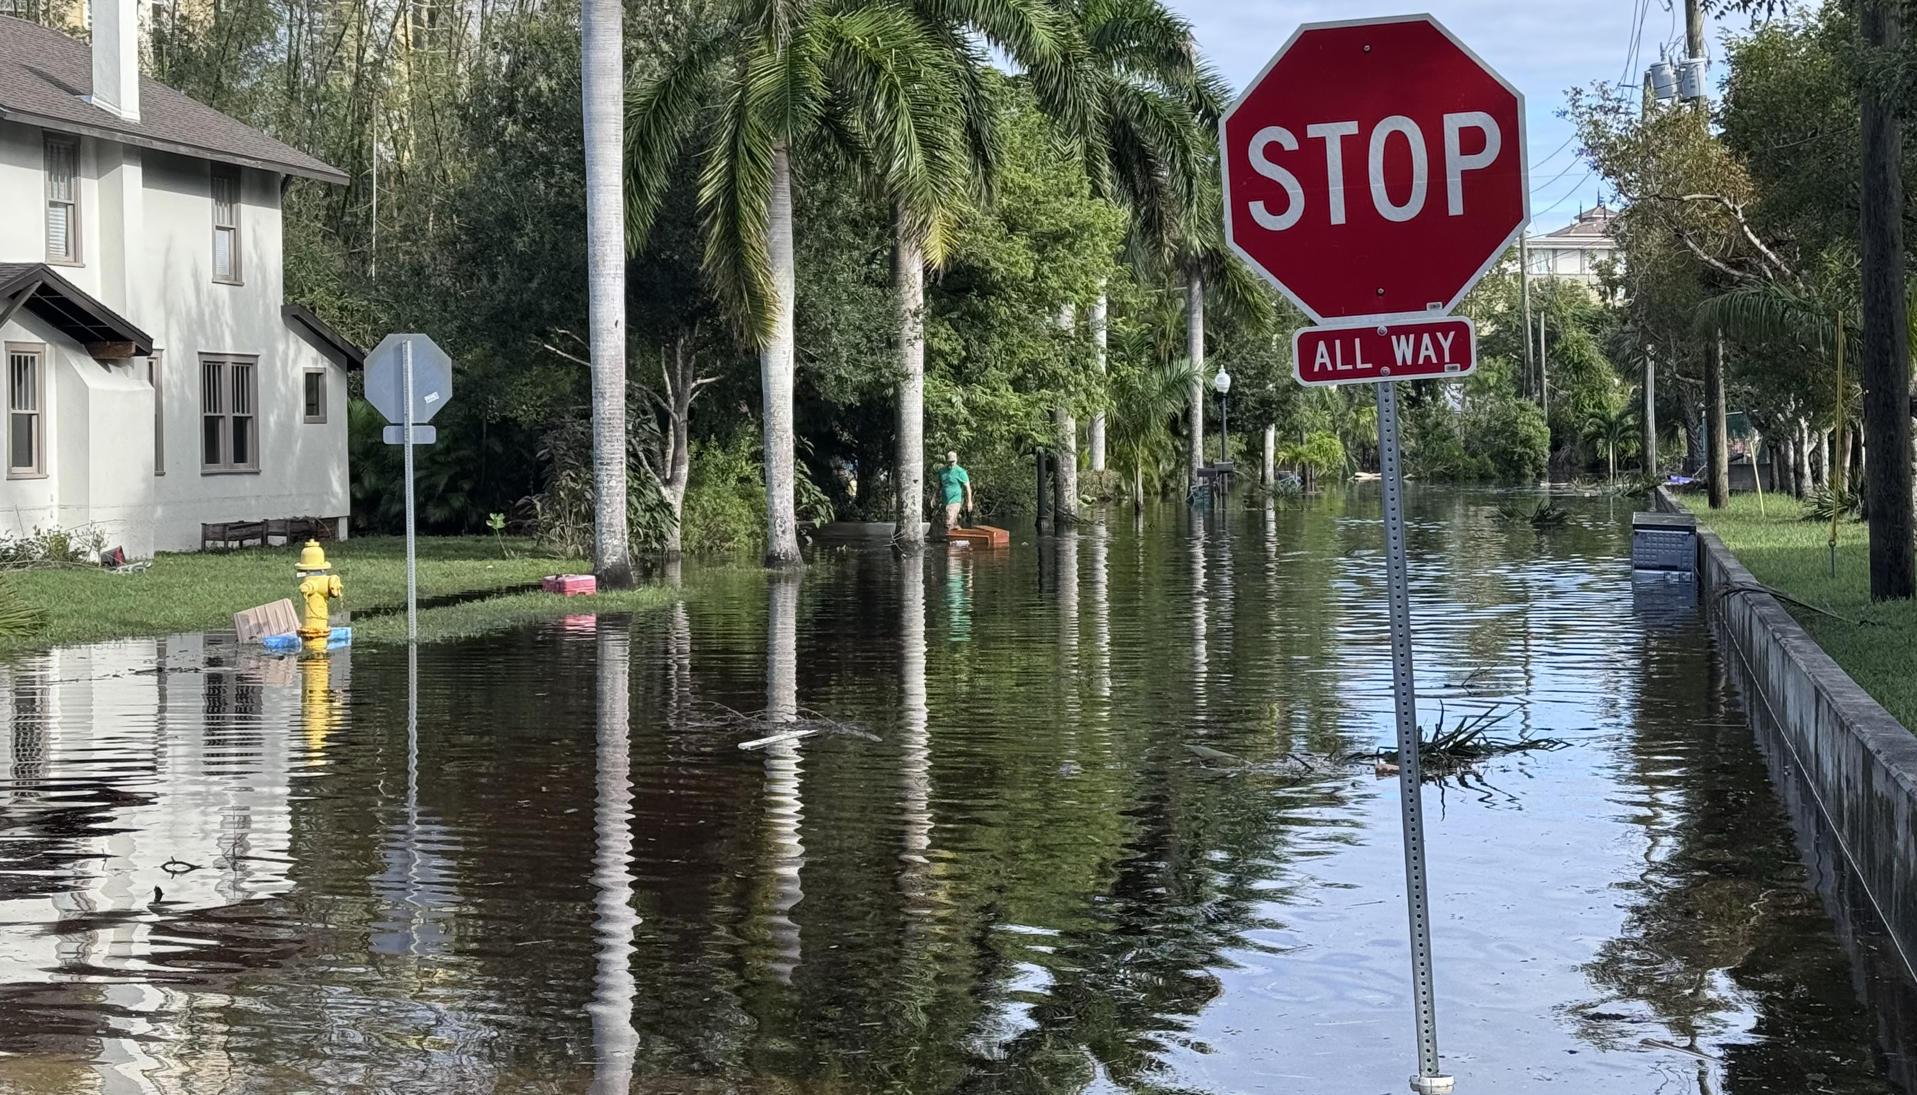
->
left=1218, top=16, right=1531, bottom=1088
left=402, top=338, right=417, bottom=643
left=365, top=332, right=454, bottom=647
left=1375, top=380, right=1446, bottom=1093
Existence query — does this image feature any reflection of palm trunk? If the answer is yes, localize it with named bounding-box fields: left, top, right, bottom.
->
left=899, top=554, right=932, bottom=878
left=1190, top=520, right=1208, bottom=709
left=589, top=624, right=637, bottom=1092
left=1056, top=533, right=1080, bottom=719
left=763, top=574, right=804, bottom=981
left=1088, top=524, right=1110, bottom=702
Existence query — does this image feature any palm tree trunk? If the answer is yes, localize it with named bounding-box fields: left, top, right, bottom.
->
left=894, top=212, right=926, bottom=551
left=1089, top=287, right=1108, bottom=473
left=1786, top=419, right=1801, bottom=502
left=1262, top=424, right=1276, bottom=489
left=1054, top=303, right=1078, bottom=524
left=1641, top=350, right=1657, bottom=475
left=1131, top=461, right=1144, bottom=510
left=1817, top=427, right=1831, bottom=489
left=763, top=143, right=803, bottom=567
left=1054, top=408, right=1078, bottom=523
left=1186, top=271, right=1205, bottom=485
left=1706, top=333, right=1729, bottom=509
left=1860, top=0, right=1915, bottom=598
left=581, top=0, right=631, bottom=586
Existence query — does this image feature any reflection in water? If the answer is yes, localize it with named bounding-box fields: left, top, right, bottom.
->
left=588, top=622, right=637, bottom=1091
left=1088, top=521, right=1112, bottom=704
left=1189, top=516, right=1209, bottom=712
left=760, top=573, right=804, bottom=983
left=371, top=645, right=458, bottom=959
left=900, top=553, right=932, bottom=875
left=0, top=493, right=1905, bottom=1093
left=946, top=548, right=973, bottom=644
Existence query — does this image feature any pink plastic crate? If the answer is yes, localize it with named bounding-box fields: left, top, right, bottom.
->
left=542, top=574, right=597, bottom=596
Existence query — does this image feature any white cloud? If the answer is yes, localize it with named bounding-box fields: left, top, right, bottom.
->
left=1177, top=0, right=1718, bottom=228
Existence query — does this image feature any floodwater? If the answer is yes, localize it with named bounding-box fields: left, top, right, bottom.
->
left=0, top=489, right=1912, bottom=1094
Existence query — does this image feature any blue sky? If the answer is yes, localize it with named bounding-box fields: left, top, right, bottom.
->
left=1176, top=0, right=1722, bottom=231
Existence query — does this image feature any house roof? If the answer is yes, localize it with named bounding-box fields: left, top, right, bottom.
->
left=0, top=16, right=346, bottom=184
left=0, top=262, right=153, bottom=354
left=1539, top=204, right=1619, bottom=242
left=284, top=303, right=364, bottom=369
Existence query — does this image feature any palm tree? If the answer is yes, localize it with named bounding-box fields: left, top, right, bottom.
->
left=1583, top=404, right=1634, bottom=484
left=582, top=0, right=631, bottom=585
left=855, top=0, right=1071, bottom=549
left=1050, top=0, right=1221, bottom=480
left=1107, top=356, right=1195, bottom=509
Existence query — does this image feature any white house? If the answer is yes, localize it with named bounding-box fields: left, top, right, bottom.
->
left=0, top=4, right=356, bottom=557
left=1521, top=204, right=1621, bottom=287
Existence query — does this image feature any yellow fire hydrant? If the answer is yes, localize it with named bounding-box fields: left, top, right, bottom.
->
left=296, top=540, right=343, bottom=649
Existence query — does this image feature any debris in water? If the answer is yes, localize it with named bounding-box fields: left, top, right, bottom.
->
left=1495, top=499, right=1571, bottom=529
left=679, top=700, right=878, bottom=750
left=1349, top=704, right=1569, bottom=778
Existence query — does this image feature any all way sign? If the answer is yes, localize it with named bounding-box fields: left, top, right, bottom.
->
left=1294, top=318, right=1474, bottom=387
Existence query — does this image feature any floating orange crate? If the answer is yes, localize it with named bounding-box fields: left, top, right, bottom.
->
left=948, top=525, right=1010, bottom=549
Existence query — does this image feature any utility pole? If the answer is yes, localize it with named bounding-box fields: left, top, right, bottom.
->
left=1685, top=0, right=1732, bottom=509
left=1518, top=235, right=1534, bottom=400
left=1860, top=0, right=1915, bottom=597
left=1685, top=0, right=1705, bottom=82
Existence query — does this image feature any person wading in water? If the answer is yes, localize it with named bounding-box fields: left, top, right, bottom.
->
left=937, top=451, right=973, bottom=536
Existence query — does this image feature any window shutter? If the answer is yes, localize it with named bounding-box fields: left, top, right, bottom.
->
left=44, top=206, right=68, bottom=260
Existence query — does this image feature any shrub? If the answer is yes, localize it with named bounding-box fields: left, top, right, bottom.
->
left=0, top=524, right=108, bottom=566
left=1464, top=399, right=1549, bottom=482
left=681, top=436, right=767, bottom=556
left=524, top=417, right=675, bottom=558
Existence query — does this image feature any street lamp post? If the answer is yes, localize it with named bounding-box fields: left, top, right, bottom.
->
left=1213, top=369, right=1232, bottom=465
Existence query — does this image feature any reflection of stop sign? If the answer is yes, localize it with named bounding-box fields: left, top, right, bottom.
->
left=1220, top=15, right=1527, bottom=324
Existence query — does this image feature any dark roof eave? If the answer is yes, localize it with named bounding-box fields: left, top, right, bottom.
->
left=0, top=263, right=153, bottom=354
left=283, top=303, right=365, bottom=368
left=0, top=105, right=348, bottom=185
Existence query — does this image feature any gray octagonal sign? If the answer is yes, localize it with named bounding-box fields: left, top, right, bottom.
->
left=365, top=333, right=454, bottom=425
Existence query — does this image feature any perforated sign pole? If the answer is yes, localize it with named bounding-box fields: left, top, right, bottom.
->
left=403, top=338, right=417, bottom=644
left=1375, top=380, right=1447, bottom=1093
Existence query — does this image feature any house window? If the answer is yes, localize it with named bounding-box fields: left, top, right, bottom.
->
left=6, top=345, right=44, bottom=477
left=212, top=167, right=241, bottom=283
left=201, top=355, right=258, bottom=472
left=149, top=352, right=164, bottom=475
left=45, top=136, right=79, bottom=265
left=302, top=370, right=326, bottom=423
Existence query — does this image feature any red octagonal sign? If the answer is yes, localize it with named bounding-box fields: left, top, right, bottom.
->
left=1220, top=15, right=1527, bottom=326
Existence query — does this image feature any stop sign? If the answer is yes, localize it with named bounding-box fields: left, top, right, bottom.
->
left=1219, top=15, right=1527, bottom=325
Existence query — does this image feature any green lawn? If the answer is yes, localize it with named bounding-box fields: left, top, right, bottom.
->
left=0, top=536, right=671, bottom=655
left=1680, top=493, right=1917, bottom=730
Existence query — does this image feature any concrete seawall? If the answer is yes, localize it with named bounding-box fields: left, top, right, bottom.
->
left=1655, top=487, right=1917, bottom=989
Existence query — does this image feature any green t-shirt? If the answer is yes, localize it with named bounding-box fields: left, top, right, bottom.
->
left=938, top=465, right=970, bottom=505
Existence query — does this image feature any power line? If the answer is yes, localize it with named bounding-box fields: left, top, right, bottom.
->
left=1530, top=151, right=1586, bottom=195
left=1532, top=169, right=1597, bottom=219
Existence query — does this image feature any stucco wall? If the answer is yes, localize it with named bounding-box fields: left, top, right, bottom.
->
left=139, top=150, right=349, bottom=552
left=1655, top=488, right=1917, bottom=988
left=0, top=120, right=349, bottom=555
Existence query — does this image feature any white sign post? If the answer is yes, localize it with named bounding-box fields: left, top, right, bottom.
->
left=366, top=333, right=454, bottom=644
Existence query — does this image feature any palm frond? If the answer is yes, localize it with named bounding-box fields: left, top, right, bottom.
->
left=1693, top=282, right=1839, bottom=355
left=624, top=34, right=729, bottom=252
left=698, top=72, right=779, bottom=343
left=819, top=4, right=975, bottom=265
